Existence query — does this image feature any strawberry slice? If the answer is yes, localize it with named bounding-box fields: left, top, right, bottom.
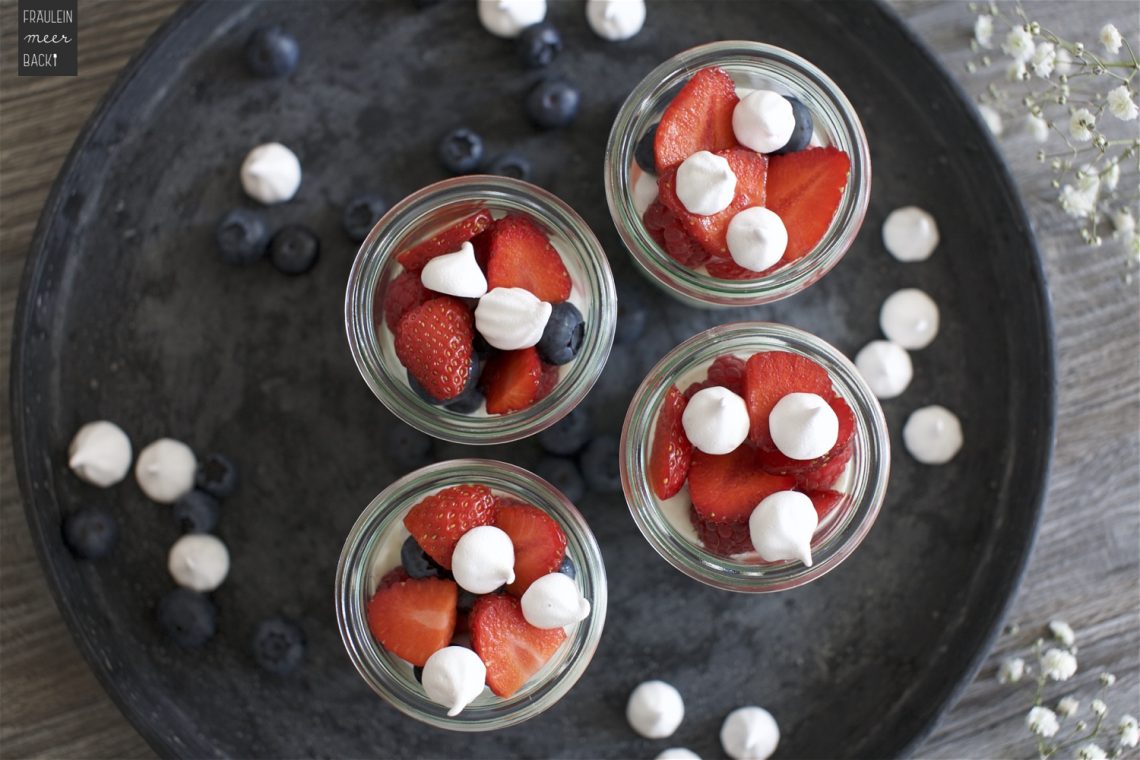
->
left=471, top=227, right=494, bottom=272
left=403, top=484, right=496, bottom=569
left=765, top=147, right=851, bottom=263
left=535, top=362, right=560, bottom=402
left=689, top=446, right=796, bottom=523
left=654, top=67, right=740, bottom=173
left=381, top=270, right=434, bottom=331
left=756, top=396, right=856, bottom=474
left=689, top=507, right=753, bottom=555
left=485, top=215, right=571, bottom=303
left=366, top=575, right=458, bottom=666
left=796, top=444, right=853, bottom=491
left=481, top=347, right=543, bottom=414
left=470, top=594, right=567, bottom=698
left=396, top=210, right=494, bottom=272
left=744, top=351, right=835, bottom=449
left=657, top=148, right=768, bottom=259
left=649, top=385, right=692, bottom=500
left=394, top=297, right=475, bottom=401
left=494, top=501, right=568, bottom=595
left=804, top=489, right=844, bottom=523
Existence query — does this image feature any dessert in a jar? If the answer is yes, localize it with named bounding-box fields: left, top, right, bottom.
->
left=346, top=176, right=617, bottom=444
left=606, top=41, right=870, bottom=307
left=620, top=323, right=889, bottom=592
left=335, top=459, right=607, bottom=730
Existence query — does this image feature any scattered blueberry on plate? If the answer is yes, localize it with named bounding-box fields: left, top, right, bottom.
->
left=157, top=589, right=217, bottom=648
left=173, top=490, right=221, bottom=534
left=384, top=423, right=433, bottom=472
left=215, top=209, right=268, bottom=265
left=538, top=407, right=591, bottom=456
left=773, top=96, right=814, bottom=155
left=438, top=128, right=484, bottom=174
left=244, top=26, right=299, bottom=78
left=269, top=224, right=320, bottom=275
left=581, top=435, right=622, bottom=493
left=252, top=617, right=306, bottom=675
left=487, top=153, right=533, bottom=182
left=634, top=123, right=658, bottom=175
left=62, top=507, right=119, bottom=560
left=400, top=535, right=447, bottom=579
left=526, top=80, right=580, bottom=129
left=196, top=453, right=239, bottom=499
left=537, top=302, right=584, bottom=366
left=517, top=22, right=562, bottom=68
left=342, top=193, right=389, bottom=243
left=558, top=554, right=576, bottom=579
left=536, top=456, right=585, bottom=503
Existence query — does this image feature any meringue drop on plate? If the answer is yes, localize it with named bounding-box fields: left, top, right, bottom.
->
left=626, top=679, right=685, bottom=739
left=68, top=420, right=132, bottom=487
left=903, top=405, right=963, bottom=465
left=520, top=572, right=590, bottom=629
left=749, top=491, right=817, bottom=565
left=135, top=438, right=196, bottom=503
left=240, top=142, right=301, bottom=205
left=681, top=385, right=750, bottom=455
left=168, top=533, right=230, bottom=592
left=419, top=241, right=488, bottom=298
left=882, top=206, right=939, bottom=262
left=880, top=288, right=939, bottom=350
left=450, top=525, right=516, bottom=594
left=421, top=645, right=487, bottom=717
left=720, top=706, right=780, bottom=760
left=768, top=392, right=839, bottom=460
left=474, top=287, right=552, bottom=350
left=585, top=0, right=646, bottom=41
left=477, top=0, right=546, bottom=38
left=854, top=340, right=913, bottom=399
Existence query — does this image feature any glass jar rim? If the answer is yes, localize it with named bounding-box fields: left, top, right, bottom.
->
left=345, top=176, right=617, bottom=444
left=604, top=40, right=872, bottom=308
left=620, top=322, right=890, bottom=592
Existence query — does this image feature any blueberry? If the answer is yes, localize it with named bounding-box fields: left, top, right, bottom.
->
left=487, top=153, right=533, bottom=182
left=269, top=225, right=320, bottom=275
left=413, top=665, right=424, bottom=682
left=196, top=453, right=239, bottom=498
left=401, top=535, right=446, bottom=578
left=537, top=302, right=585, bottom=365
left=473, top=333, right=494, bottom=359
left=407, top=370, right=445, bottom=404
left=173, top=490, right=220, bottom=534
left=252, top=616, right=305, bottom=674
left=558, top=554, right=576, bottom=579
left=536, top=457, right=585, bottom=503
left=526, top=80, right=580, bottom=129
left=342, top=193, right=389, bottom=243
left=457, top=589, right=478, bottom=613
left=244, top=26, right=299, bottom=78
left=215, top=209, right=268, bottom=265
left=772, top=96, right=813, bottom=155
left=445, top=385, right=485, bottom=414
left=157, top=589, right=217, bottom=648
left=615, top=284, right=650, bottom=345
left=438, top=128, right=484, bottom=174
left=385, top=423, right=433, bottom=471
left=62, top=507, right=119, bottom=560
left=517, top=22, right=562, bottom=68
left=538, top=407, right=591, bottom=456
left=634, top=123, right=658, bottom=175
left=581, top=435, right=622, bottom=493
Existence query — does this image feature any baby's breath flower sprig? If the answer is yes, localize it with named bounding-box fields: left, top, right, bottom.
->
left=964, top=2, right=1139, bottom=270
left=995, top=619, right=1135, bottom=759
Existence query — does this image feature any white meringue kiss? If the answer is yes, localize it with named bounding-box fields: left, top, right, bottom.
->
left=135, top=438, right=196, bottom=503
left=477, top=0, right=546, bottom=38
left=768, top=392, right=838, bottom=460
left=732, top=90, right=795, bottom=154
left=720, top=706, right=780, bottom=760
left=903, top=405, right=963, bottom=465
left=421, top=645, right=487, bottom=717
left=726, top=206, right=787, bottom=272
left=627, top=680, right=685, bottom=739
left=854, top=340, right=913, bottom=399
left=882, top=206, right=939, bottom=262
left=749, top=491, right=817, bottom=566
left=419, top=241, right=488, bottom=298
left=880, top=288, right=940, bottom=349
left=68, top=420, right=132, bottom=487
left=520, top=572, right=590, bottom=629
left=675, top=151, right=736, bottom=216
left=585, top=0, right=646, bottom=41
left=168, top=534, right=230, bottom=592
left=450, top=525, right=515, bottom=594
left=240, top=142, right=301, bottom=204
left=681, top=386, right=750, bottom=455
left=474, top=287, right=552, bottom=350
left=656, top=750, right=703, bottom=760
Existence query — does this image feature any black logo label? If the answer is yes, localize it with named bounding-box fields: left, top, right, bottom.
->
left=18, top=0, right=77, bottom=76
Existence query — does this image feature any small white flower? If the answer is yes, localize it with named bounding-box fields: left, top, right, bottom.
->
left=1030, top=42, right=1056, bottom=78
left=1058, top=697, right=1080, bottom=717
left=1059, top=184, right=1098, bottom=218
left=1028, top=706, right=1061, bottom=737
left=1026, top=114, right=1050, bottom=143
left=1100, top=23, right=1123, bottom=54
left=1091, top=698, right=1107, bottom=717
left=1107, top=85, right=1139, bottom=121
left=998, top=657, right=1026, bottom=683
left=1004, top=26, right=1035, bottom=61
left=1076, top=742, right=1107, bottom=760
left=1104, top=162, right=1121, bottom=192
left=1049, top=619, right=1076, bottom=647
left=1042, top=647, right=1078, bottom=680
left=1055, top=47, right=1076, bottom=75
left=1119, top=715, right=1139, bottom=748
left=975, top=15, right=995, bottom=48
left=1112, top=208, right=1135, bottom=240
left=979, top=104, right=1003, bottom=136
left=1006, top=60, right=1028, bottom=82
left=1069, top=108, right=1096, bottom=142
left=1100, top=672, right=1117, bottom=687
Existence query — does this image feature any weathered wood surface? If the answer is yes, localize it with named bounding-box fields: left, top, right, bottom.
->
left=1, top=2, right=1136, bottom=758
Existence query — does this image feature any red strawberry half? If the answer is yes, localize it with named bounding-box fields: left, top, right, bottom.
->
left=494, top=501, right=568, bottom=595
left=654, top=67, right=740, bottom=173
left=688, top=446, right=796, bottom=523
left=657, top=148, right=768, bottom=260
left=690, top=507, right=753, bottom=555
left=649, top=385, right=692, bottom=500
left=744, top=351, right=835, bottom=449
left=470, top=594, right=567, bottom=698
left=382, top=270, right=434, bottom=331
left=765, top=147, right=851, bottom=263
left=756, top=396, right=856, bottom=475
left=396, top=210, right=494, bottom=272
left=535, top=362, right=560, bottom=402
left=403, top=484, right=496, bottom=569
left=481, top=347, right=542, bottom=414
left=394, top=297, right=475, bottom=401
left=366, top=575, right=458, bottom=666
left=485, top=215, right=571, bottom=303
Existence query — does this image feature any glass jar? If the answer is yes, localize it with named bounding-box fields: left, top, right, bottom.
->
left=345, top=176, right=617, bottom=444
left=335, top=459, right=608, bottom=731
left=620, top=323, right=889, bottom=592
left=605, top=41, right=871, bottom=308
